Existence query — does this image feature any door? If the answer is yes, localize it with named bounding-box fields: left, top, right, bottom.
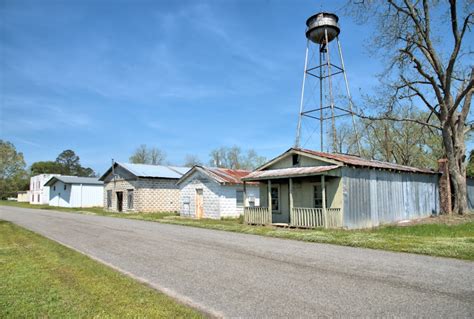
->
left=195, top=189, right=204, bottom=219
left=116, top=192, right=123, bottom=212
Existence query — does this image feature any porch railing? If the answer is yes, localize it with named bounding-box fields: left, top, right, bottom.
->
left=291, top=207, right=342, bottom=229
left=325, top=208, right=343, bottom=228
left=244, top=207, right=271, bottom=226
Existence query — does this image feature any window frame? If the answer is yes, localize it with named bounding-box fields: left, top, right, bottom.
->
left=270, top=185, right=281, bottom=213
left=127, top=189, right=134, bottom=210
left=312, top=183, right=328, bottom=209
left=236, top=190, right=244, bottom=207
left=106, top=190, right=112, bottom=208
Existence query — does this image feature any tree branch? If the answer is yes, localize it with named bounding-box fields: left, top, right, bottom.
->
left=356, top=113, right=441, bottom=130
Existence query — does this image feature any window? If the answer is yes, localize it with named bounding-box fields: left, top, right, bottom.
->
left=236, top=190, right=244, bottom=207
left=37, top=194, right=40, bottom=202
left=313, top=184, right=327, bottom=208
left=107, top=190, right=112, bottom=208
left=292, top=154, right=300, bottom=166
left=248, top=195, right=255, bottom=207
left=271, top=186, right=279, bottom=212
left=127, top=190, right=134, bottom=210
left=37, top=181, right=40, bottom=189
left=53, top=185, right=56, bottom=191
left=64, top=184, right=67, bottom=190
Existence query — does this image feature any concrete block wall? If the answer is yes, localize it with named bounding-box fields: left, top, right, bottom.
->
left=104, top=178, right=180, bottom=213
left=104, top=179, right=136, bottom=212
left=179, top=171, right=260, bottom=219
left=135, top=179, right=180, bottom=212
left=180, top=172, right=221, bottom=218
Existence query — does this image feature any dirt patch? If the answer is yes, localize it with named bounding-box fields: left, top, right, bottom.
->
left=396, top=213, right=474, bottom=226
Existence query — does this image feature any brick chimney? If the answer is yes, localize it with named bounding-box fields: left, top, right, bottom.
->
left=438, top=159, right=452, bottom=214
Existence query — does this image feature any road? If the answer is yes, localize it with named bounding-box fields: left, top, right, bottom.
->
left=1, top=206, right=473, bottom=318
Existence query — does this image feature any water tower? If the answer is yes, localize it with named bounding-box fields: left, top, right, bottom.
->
left=295, top=12, right=361, bottom=154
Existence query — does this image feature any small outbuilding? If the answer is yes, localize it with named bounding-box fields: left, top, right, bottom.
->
left=45, top=176, right=104, bottom=208
left=242, top=148, right=440, bottom=229
left=177, top=166, right=260, bottom=219
left=99, top=162, right=190, bottom=213
left=17, top=191, right=30, bottom=202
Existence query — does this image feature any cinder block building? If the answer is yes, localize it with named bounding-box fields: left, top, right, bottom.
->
left=177, top=166, right=260, bottom=219
left=99, top=162, right=190, bottom=213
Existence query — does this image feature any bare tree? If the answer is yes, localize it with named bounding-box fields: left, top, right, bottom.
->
left=184, top=154, right=202, bottom=167
left=129, top=145, right=166, bottom=165
left=149, top=147, right=166, bottom=165
left=349, top=0, right=473, bottom=214
left=209, top=146, right=267, bottom=170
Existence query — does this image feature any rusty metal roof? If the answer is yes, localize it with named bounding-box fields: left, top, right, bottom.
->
left=295, top=148, right=437, bottom=174
left=242, top=165, right=340, bottom=181
left=206, top=167, right=255, bottom=184
left=178, top=166, right=258, bottom=185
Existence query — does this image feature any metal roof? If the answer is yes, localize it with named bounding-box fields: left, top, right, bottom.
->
left=242, top=165, right=340, bottom=181
left=178, top=166, right=257, bottom=185
left=115, top=162, right=191, bottom=179
left=45, top=176, right=103, bottom=186
left=295, top=148, right=437, bottom=174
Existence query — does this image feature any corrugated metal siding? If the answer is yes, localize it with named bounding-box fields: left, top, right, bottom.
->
left=467, top=178, right=474, bottom=210
left=342, top=167, right=439, bottom=229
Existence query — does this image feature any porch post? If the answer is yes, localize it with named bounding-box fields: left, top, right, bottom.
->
left=322, top=175, right=327, bottom=228
left=243, top=181, right=247, bottom=207
left=267, top=180, right=272, bottom=212
left=289, top=178, right=294, bottom=226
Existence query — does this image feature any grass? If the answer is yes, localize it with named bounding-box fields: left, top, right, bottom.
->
left=2, top=200, right=473, bottom=260
left=0, top=200, right=177, bottom=221
left=0, top=220, right=203, bottom=318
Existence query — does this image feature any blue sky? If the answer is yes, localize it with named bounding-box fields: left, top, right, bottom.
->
left=1, top=0, right=458, bottom=174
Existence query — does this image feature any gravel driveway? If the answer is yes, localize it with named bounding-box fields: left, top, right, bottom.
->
left=1, top=206, right=473, bottom=318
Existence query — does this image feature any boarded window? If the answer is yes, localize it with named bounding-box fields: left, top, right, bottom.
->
left=107, top=190, right=112, bottom=208
left=127, top=190, right=134, bottom=210
left=271, top=187, right=279, bottom=212
left=236, top=190, right=244, bottom=207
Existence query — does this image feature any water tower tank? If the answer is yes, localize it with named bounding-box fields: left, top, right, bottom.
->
left=305, top=12, right=340, bottom=45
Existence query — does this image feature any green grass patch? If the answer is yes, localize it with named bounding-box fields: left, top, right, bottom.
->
left=2, top=200, right=473, bottom=260
left=0, top=200, right=177, bottom=220
left=0, top=220, right=203, bottom=318
left=156, top=217, right=474, bottom=260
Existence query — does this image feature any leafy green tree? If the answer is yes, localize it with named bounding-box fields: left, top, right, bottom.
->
left=54, top=149, right=95, bottom=176
left=30, top=161, right=64, bottom=175
left=56, top=150, right=80, bottom=174
left=0, top=140, right=29, bottom=199
left=467, top=150, right=474, bottom=177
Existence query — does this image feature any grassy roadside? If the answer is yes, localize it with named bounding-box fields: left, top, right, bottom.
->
left=157, top=217, right=474, bottom=260
left=0, top=220, right=203, bottom=318
left=1, top=200, right=473, bottom=260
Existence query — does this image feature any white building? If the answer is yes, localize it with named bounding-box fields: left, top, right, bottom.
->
left=177, top=166, right=260, bottom=219
left=17, top=191, right=30, bottom=202
left=45, top=176, right=104, bottom=208
left=30, top=174, right=61, bottom=205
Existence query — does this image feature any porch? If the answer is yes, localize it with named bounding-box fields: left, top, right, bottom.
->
left=244, top=206, right=342, bottom=228
left=243, top=171, right=344, bottom=229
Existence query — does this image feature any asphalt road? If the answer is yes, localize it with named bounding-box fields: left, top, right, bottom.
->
left=1, top=206, right=473, bottom=318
